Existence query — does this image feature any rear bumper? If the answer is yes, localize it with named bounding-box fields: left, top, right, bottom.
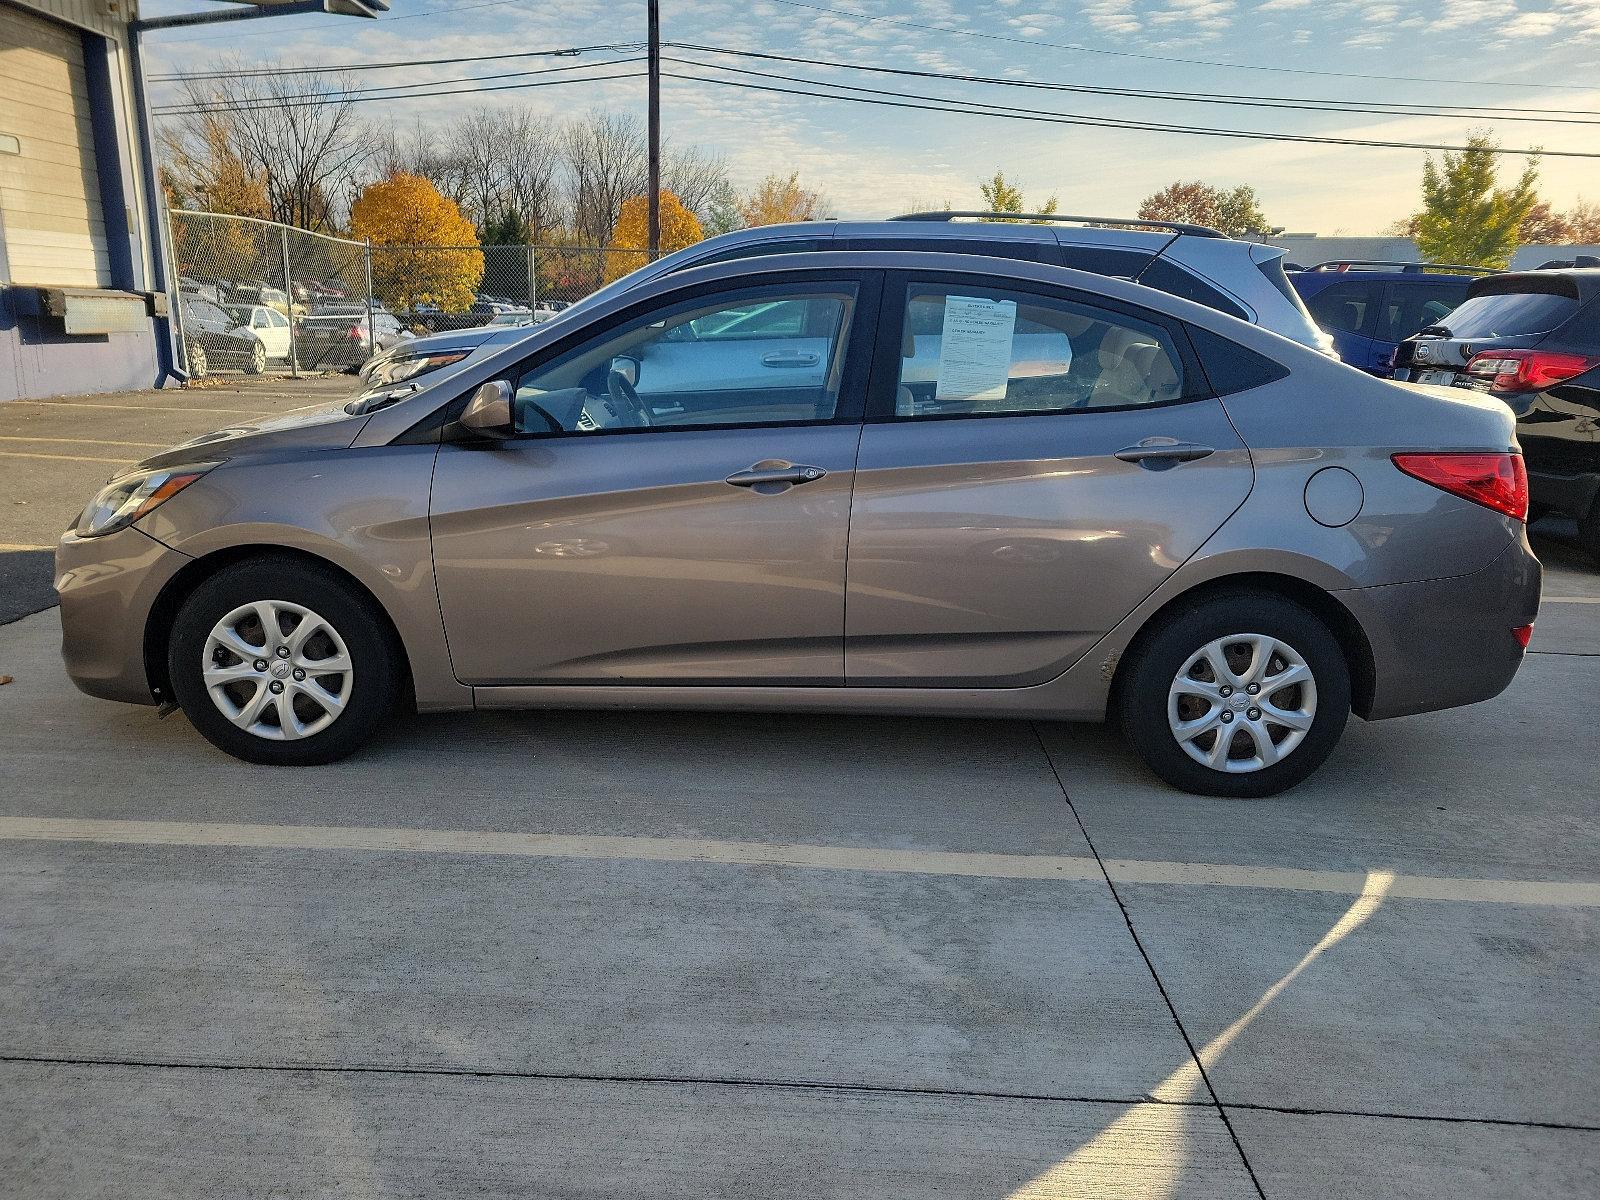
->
left=1340, top=535, right=1541, bottom=720
left=55, top=526, right=190, bottom=706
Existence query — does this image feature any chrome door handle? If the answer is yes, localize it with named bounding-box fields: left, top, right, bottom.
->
left=1114, top=440, right=1215, bottom=466
left=725, top=462, right=827, bottom=489
left=760, top=351, right=821, bottom=368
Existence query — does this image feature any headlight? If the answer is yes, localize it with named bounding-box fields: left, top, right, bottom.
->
left=74, top=463, right=218, bottom=538
left=364, top=349, right=469, bottom=387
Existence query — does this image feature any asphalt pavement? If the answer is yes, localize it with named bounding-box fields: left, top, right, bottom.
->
left=1, top=375, right=1597, bottom=1197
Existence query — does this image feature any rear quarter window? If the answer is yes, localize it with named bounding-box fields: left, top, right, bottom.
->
left=1137, top=258, right=1250, bottom=321
left=1303, top=280, right=1381, bottom=336
left=1185, top=324, right=1290, bottom=396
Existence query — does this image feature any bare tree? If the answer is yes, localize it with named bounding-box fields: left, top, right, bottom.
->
left=163, top=61, right=372, bottom=231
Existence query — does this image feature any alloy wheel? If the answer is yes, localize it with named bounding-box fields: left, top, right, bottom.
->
left=202, top=600, right=353, bottom=741
left=1167, top=633, right=1318, bottom=774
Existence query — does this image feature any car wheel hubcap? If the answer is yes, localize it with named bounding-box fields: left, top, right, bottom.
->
left=1168, top=633, right=1317, bottom=774
left=202, top=601, right=353, bottom=741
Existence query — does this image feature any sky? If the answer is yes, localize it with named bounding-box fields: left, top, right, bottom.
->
left=140, top=0, right=1600, bottom=234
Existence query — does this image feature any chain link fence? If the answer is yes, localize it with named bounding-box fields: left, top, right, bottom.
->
left=167, top=209, right=636, bottom=379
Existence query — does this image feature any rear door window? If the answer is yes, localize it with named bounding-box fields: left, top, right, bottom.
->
left=1377, top=280, right=1471, bottom=343
left=1303, top=280, right=1381, bottom=336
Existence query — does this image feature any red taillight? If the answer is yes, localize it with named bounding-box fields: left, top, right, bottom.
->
left=347, top=325, right=364, bottom=340
left=1465, top=349, right=1600, bottom=393
left=1392, top=452, right=1529, bottom=521
left=1511, top=623, right=1534, bottom=650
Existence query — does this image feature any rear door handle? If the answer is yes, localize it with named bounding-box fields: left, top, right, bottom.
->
left=725, top=462, right=827, bottom=490
left=1114, top=440, right=1215, bottom=466
left=761, top=351, right=821, bottom=368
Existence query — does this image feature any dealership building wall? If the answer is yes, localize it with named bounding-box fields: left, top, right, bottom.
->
left=0, top=0, right=164, bottom=402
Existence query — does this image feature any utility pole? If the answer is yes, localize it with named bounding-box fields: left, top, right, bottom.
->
left=647, top=0, right=661, bottom=260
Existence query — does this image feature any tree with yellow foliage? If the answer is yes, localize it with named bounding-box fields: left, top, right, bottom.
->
left=737, top=172, right=830, bottom=227
left=605, top=190, right=704, bottom=282
left=351, top=172, right=484, bottom=312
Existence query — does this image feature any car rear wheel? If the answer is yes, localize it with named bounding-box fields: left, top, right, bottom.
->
left=167, top=557, right=401, bottom=765
left=1578, top=497, right=1600, bottom=567
left=1116, top=592, right=1351, bottom=798
left=186, top=339, right=208, bottom=379
left=244, top=338, right=267, bottom=375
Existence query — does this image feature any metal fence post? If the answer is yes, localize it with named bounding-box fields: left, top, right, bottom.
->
left=363, top=239, right=376, bottom=357
left=164, top=203, right=190, bottom=378
left=280, top=223, right=300, bottom=377
left=526, top=242, right=536, bottom=313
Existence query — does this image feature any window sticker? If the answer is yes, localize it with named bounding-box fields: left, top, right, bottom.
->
left=934, top=295, right=1018, bottom=402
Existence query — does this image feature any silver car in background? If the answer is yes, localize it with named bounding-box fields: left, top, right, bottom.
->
left=57, top=251, right=1538, bottom=797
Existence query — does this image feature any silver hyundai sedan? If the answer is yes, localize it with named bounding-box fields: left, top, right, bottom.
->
left=56, top=252, right=1540, bottom=797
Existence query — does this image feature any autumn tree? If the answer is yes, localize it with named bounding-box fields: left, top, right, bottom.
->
left=738, top=172, right=830, bottom=226
left=1567, top=199, right=1600, bottom=243
left=978, top=170, right=1058, bottom=222
left=1518, top=201, right=1571, bottom=243
left=160, top=115, right=273, bottom=284
left=604, top=190, right=704, bottom=282
left=1138, top=181, right=1272, bottom=238
left=351, top=173, right=484, bottom=312
left=1413, top=133, right=1539, bottom=270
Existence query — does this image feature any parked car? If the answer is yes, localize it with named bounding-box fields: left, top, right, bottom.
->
left=178, top=294, right=273, bottom=377
left=222, top=303, right=292, bottom=362
left=356, top=211, right=1331, bottom=397
left=61, top=251, right=1538, bottom=796
left=1392, top=266, right=1600, bottom=562
left=296, top=306, right=412, bottom=370
left=1290, top=261, right=1494, bottom=375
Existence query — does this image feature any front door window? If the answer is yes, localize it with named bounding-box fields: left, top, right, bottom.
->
left=510, top=287, right=858, bottom=435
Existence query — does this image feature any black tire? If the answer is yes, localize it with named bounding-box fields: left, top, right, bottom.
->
left=1116, top=591, right=1351, bottom=798
left=167, top=557, right=402, bottom=765
left=244, top=338, right=267, bottom=375
left=186, top=339, right=208, bottom=379
left=1579, top=498, right=1600, bottom=568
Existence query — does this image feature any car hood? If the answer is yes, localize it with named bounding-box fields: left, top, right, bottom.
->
left=389, top=324, right=532, bottom=356
left=141, top=400, right=369, bottom=470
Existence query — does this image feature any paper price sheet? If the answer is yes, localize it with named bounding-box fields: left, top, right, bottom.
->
left=934, top=295, right=1018, bottom=403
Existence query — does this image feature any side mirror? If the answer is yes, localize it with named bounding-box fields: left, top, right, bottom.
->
left=609, top=355, right=640, bottom=388
left=459, top=379, right=514, bottom=439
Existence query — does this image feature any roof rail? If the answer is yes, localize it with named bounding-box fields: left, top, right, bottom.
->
left=1305, top=259, right=1496, bottom=275
left=889, top=211, right=1226, bottom=238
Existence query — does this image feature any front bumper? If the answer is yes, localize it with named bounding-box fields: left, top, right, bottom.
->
left=55, top=525, right=191, bottom=705
left=1341, top=534, right=1541, bottom=721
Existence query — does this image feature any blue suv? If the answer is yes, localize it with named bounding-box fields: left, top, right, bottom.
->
left=1289, top=260, right=1494, bottom=375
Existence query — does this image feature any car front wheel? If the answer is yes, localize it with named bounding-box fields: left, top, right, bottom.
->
left=1116, top=592, right=1351, bottom=798
left=167, top=557, right=402, bottom=765
left=186, top=339, right=208, bottom=379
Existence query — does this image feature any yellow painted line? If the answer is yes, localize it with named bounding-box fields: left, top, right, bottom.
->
left=0, top=435, right=170, bottom=449
left=1, top=817, right=1595, bottom=908
left=0, top=450, right=133, bottom=465
left=1542, top=596, right=1600, bottom=605
left=0, top=543, right=51, bottom=552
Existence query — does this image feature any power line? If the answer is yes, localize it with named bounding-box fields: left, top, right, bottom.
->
left=153, top=57, right=646, bottom=111
left=148, top=38, right=1600, bottom=124
left=656, top=61, right=1600, bottom=159
left=151, top=68, right=646, bottom=116
left=762, top=0, right=1593, bottom=92
left=150, top=43, right=643, bottom=83
left=668, top=42, right=1600, bottom=125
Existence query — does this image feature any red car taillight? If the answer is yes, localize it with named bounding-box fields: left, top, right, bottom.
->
left=1392, top=452, right=1529, bottom=521
left=347, top=325, right=365, bottom=340
left=1465, top=349, right=1600, bottom=393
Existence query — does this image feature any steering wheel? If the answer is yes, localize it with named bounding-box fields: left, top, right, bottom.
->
left=606, top=368, right=651, bottom=428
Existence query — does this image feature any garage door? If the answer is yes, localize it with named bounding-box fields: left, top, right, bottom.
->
left=0, top=3, right=109, bottom=287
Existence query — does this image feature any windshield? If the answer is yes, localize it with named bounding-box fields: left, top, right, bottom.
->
left=1441, top=290, right=1578, bottom=338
